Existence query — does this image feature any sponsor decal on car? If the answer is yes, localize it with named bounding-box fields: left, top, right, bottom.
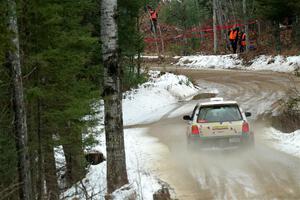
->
left=212, top=125, right=229, bottom=130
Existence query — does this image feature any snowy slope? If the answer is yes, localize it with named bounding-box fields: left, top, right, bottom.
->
left=176, top=54, right=300, bottom=73
left=123, top=71, right=200, bottom=126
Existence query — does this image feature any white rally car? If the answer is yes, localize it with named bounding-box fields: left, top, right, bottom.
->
left=183, top=98, right=254, bottom=148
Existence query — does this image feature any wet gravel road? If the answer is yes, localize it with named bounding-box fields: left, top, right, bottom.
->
left=144, top=69, right=300, bottom=200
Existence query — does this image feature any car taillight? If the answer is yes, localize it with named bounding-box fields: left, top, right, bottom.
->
left=242, top=122, right=249, bottom=133
left=191, top=125, right=200, bottom=135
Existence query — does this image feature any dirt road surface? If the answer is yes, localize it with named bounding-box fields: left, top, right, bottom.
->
left=143, top=69, right=300, bottom=199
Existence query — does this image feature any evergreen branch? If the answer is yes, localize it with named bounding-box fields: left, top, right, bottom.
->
left=23, top=66, right=37, bottom=79
left=0, top=182, right=22, bottom=200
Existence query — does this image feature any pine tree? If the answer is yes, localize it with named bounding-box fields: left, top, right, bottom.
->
left=0, top=0, right=144, bottom=198
left=15, top=0, right=101, bottom=198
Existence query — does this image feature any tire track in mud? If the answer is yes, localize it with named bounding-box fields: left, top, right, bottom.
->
left=144, top=69, right=300, bottom=200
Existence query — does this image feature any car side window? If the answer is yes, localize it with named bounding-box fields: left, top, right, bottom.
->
left=191, top=106, right=198, bottom=120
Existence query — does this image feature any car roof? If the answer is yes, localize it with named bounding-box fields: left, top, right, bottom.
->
left=199, top=101, right=238, bottom=106
left=197, top=98, right=238, bottom=106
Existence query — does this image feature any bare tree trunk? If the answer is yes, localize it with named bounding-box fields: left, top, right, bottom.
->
left=213, top=0, right=218, bottom=54
left=182, top=1, right=189, bottom=55
left=157, top=23, right=165, bottom=57
left=243, top=0, right=249, bottom=52
left=216, top=0, right=227, bottom=52
left=223, top=0, right=230, bottom=25
left=136, top=16, right=141, bottom=76
left=7, top=0, right=32, bottom=199
left=100, top=0, right=128, bottom=194
left=218, top=0, right=230, bottom=52
left=274, top=20, right=281, bottom=53
left=229, top=0, right=237, bottom=23
left=257, top=20, right=261, bottom=46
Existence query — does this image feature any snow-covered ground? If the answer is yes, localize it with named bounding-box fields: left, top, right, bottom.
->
left=123, top=71, right=200, bottom=126
left=176, top=54, right=300, bottom=73
left=61, top=71, right=200, bottom=199
left=262, top=127, right=300, bottom=158
left=61, top=128, right=169, bottom=200
left=176, top=54, right=242, bottom=69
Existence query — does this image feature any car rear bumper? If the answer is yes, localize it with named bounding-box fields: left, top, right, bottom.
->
left=188, top=133, right=254, bottom=148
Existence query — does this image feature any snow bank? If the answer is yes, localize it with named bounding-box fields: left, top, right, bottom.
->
left=123, top=71, right=200, bottom=126
left=249, top=55, right=300, bottom=72
left=176, top=54, right=242, bottom=69
left=263, top=127, right=300, bottom=158
left=176, top=54, right=300, bottom=73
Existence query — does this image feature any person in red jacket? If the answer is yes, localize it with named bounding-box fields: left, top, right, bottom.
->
left=147, top=5, right=158, bottom=33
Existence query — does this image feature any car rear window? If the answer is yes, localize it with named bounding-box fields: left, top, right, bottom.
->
left=197, top=104, right=242, bottom=123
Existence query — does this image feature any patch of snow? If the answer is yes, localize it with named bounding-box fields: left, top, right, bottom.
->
left=110, top=184, right=136, bottom=200
left=176, top=54, right=300, bottom=73
left=263, top=127, right=300, bottom=158
left=176, top=54, right=242, bottom=69
left=61, top=128, right=164, bottom=200
left=249, top=55, right=300, bottom=72
left=134, top=55, right=170, bottom=59
left=140, top=55, right=159, bottom=59
left=123, top=70, right=200, bottom=126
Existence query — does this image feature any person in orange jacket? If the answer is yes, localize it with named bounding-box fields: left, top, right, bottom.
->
left=147, top=5, right=158, bottom=33
left=228, top=26, right=239, bottom=53
left=239, top=31, right=246, bottom=53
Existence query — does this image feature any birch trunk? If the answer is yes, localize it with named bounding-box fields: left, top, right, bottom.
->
left=216, top=0, right=227, bottom=51
left=7, top=0, right=32, bottom=199
left=243, top=0, right=249, bottom=52
left=213, top=0, right=218, bottom=54
left=218, top=0, right=230, bottom=52
left=229, top=0, right=237, bottom=23
left=100, top=0, right=128, bottom=194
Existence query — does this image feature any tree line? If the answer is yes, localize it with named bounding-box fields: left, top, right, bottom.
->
left=0, top=0, right=145, bottom=199
left=158, top=0, right=300, bottom=54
